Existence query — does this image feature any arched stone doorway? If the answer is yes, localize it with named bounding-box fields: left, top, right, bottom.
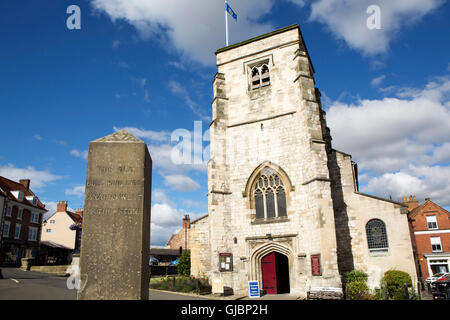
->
left=261, top=252, right=290, bottom=294
left=250, top=242, right=293, bottom=295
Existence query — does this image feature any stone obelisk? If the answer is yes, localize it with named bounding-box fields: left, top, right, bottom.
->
left=77, top=130, right=152, bottom=300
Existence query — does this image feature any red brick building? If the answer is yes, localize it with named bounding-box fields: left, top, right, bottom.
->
left=0, top=177, right=47, bottom=266
left=405, top=196, right=450, bottom=281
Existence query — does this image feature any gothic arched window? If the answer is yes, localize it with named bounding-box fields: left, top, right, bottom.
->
left=252, top=168, right=287, bottom=220
left=366, top=219, right=388, bottom=252
left=250, top=64, right=270, bottom=90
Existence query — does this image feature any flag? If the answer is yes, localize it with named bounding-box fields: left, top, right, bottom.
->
left=226, top=2, right=237, bottom=21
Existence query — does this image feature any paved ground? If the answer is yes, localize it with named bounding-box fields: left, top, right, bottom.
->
left=0, top=267, right=76, bottom=300
left=0, top=268, right=212, bottom=300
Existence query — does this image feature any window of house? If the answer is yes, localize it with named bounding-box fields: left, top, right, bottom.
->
left=30, top=212, right=39, bottom=224
left=6, top=206, right=12, bottom=217
left=46, top=229, right=51, bottom=233
left=50, top=220, right=55, bottom=224
left=250, top=63, right=270, bottom=90
left=366, top=219, right=389, bottom=252
left=252, top=168, right=287, bottom=220
left=219, top=253, right=233, bottom=272
left=14, top=224, right=21, bottom=239
left=3, top=221, right=10, bottom=237
left=431, top=237, right=442, bottom=252
left=426, top=215, right=438, bottom=230
left=17, top=208, right=23, bottom=220
left=28, top=227, right=38, bottom=241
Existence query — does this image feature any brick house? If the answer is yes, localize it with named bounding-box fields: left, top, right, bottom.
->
left=0, top=177, right=47, bottom=266
left=405, top=196, right=450, bottom=281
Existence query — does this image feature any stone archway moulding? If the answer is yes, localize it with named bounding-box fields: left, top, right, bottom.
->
left=249, top=241, right=294, bottom=291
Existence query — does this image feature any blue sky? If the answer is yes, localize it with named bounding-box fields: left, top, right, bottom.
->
left=0, top=0, right=449, bottom=246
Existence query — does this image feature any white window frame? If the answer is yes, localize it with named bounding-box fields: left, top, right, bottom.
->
left=30, top=212, right=39, bottom=224
left=431, top=237, right=443, bottom=252
left=14, top=224, right=21, bottom=239
left=50, top=220, right=55, bottom=224
left=46, top=228, right=51, bottom=233
left=426, top=215, right=438, bottom=230
left=17, top=207, right=23, bottom=220
left=28, top=227, right=38, bottom=241
left=6, top=206, right=12, bottom=217
left=3, top=221, right=11, bottom=237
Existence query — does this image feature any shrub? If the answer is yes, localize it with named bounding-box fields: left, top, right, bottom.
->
left=346, top=281, right=369, bottom=300
left=382, top=270, right=412, bottom=300
left=177, top=251, right=191, bottom=277
left=345, top=270, right=368, bottom=284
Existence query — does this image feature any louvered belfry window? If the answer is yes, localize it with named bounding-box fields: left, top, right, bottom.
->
left=253, top=168, right=287, bottom=220
left=251, top=64, right=270, bottom=90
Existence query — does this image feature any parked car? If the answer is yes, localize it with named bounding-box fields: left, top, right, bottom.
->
left=149, top=256, right=159, bottom=266
left=432, top=274, right=450, bottom=300
left=426, top=272, right=450, bottom=289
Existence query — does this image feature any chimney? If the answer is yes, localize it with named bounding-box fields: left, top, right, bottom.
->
left=402, top=195, right=419, bottom=211
left=57, top=200, right=68, bottom=212
left=19, top=179, right=30, bottom=189
left=182, top=214, right=190, bottom=229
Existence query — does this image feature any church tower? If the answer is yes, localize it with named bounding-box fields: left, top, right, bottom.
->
left=205, top=24, right=342, bottom=296
left=189, top=24, right=417, bottom=298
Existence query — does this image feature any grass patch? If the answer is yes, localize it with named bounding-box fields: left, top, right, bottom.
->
left=150, top=276, right=211, bottom=294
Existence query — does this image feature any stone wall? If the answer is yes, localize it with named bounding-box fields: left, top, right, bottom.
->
left=331, top=150, right=417, bottom=289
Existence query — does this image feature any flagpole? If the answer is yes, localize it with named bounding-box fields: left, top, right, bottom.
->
left=225, top=0, right=229, bottom=46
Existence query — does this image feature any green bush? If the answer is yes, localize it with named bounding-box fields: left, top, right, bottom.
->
left=345, top=270, right=368, bottom=284
left=346, top=281, right=369, bottom=300
left=177, top=251, right=191, bottom=277
left=381, top=270, right=412, bottom=300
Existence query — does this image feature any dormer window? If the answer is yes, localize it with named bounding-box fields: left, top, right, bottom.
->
left=250, top=64, right=270, bottom=90
left=11, top=191, right=24, bottom=201
left=26, top=196, right=38, bottom=206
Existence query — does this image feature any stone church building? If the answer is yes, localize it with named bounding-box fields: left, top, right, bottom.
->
left=189, top=24, right=417, bottom=297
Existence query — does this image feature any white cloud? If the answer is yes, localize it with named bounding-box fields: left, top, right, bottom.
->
left=90, top=0, right=306, bottom=65
left=150, top=200, right=206, bottom=246
left=34, top=134, right=42, bottom=141
left=65, top=185, right=86, bottom=198
left=163, top=174, right=200, bottom=192
left=0, top=164, right=62, bottom=191
left=309, top=0, right=445, bottom=56
left=362, top=165, right=450, bottom=207
left=371, top=75, right=386, bottom=86
left=168, top=80, right=210, bottom=121
left=70, top=149, right=88, bottom=160
left=326, top=76, right=450, bottom=206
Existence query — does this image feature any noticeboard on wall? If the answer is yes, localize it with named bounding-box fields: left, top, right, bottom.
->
left=311, top=254, right=322, bottom=276
left=219, top=253, right=233, bottom=272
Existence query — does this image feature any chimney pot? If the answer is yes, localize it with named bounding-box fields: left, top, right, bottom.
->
left=19, top=179, right=30, bottom=189
left=57, top=200, right=68, bottom=212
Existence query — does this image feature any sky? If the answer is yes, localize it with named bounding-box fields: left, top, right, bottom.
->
left=0, top=0, right=449, bottom=247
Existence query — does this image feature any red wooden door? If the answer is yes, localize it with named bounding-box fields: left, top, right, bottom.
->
left=261, top=252, right=277, bottom=294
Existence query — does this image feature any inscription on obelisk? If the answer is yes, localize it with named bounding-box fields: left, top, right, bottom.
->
left=77, top=130, right=151, bottom=300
